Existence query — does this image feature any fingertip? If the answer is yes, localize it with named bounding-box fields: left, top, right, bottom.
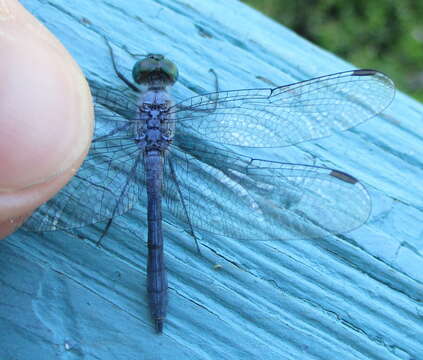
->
left=0, top=214, right=28, bottom=239
left=0, top=5, right=93, bottom=190
left=0, top=0, right=93, bottom=237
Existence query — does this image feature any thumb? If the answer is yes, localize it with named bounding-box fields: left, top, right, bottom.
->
left=0, top=0, right=93, bottom=238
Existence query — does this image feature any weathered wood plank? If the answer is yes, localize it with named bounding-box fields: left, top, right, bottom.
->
left=1, top=0, right=422, bottom=359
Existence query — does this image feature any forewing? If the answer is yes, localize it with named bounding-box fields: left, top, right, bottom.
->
left=162, top=145, right=371, bottom=240
left=23, top=85, right=143, bottom=231
left=171, top=70, right=395, bottom=147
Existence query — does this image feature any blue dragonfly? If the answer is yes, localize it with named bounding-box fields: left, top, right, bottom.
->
left=24, top=39, right=395, bottom=333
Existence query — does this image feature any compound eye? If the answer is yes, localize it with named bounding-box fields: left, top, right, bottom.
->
left=132, top=55, right=178, bottom=85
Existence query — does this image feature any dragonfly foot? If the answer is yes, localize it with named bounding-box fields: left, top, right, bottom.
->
left=192, top=234, right=202, bottom=256
left=95, top=238, right=103, bottom=248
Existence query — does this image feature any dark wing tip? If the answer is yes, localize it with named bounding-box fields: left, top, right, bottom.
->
left=330, top=170, right=358, bottom=184
left=352, top=69, right=378, bottom=76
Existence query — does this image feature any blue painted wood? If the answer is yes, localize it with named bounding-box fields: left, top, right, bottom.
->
left=1, top=0, right=423, bottom=359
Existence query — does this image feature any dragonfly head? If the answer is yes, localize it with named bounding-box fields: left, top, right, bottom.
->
left=132, top=54, right=179, bottom=86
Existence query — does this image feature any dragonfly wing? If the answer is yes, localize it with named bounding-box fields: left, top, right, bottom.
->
left=23, top=85, right=144, bottom=231
left=162, top=145, right=370, bottom=241
left=171, top=70, right=395, bottom=147
left=89, top=82, right=140, bottom=121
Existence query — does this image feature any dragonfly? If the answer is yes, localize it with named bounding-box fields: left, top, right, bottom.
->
left=23, top=39, right=395, bottom=333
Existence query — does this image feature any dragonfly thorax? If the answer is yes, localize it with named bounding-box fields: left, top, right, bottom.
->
left=139, top=89, right=172, bottom=107
left=136, top=90, right=174, bottom=153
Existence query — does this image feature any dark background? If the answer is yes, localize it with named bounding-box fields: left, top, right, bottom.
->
left=242, top=0, right=423, bottom=102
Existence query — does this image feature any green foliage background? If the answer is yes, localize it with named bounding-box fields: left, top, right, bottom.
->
left=242, top=0, right=423, bottom=102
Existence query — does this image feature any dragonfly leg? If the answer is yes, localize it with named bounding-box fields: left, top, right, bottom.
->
left=209, top=68, right=219, bottom=93
left=103, top=36, right=140, bottom=93
left=167, top=157, right=202, bottom=255
left=175, top=69, right=219, bottom=113
left=96, top=217, right=114, bottom=247
left=207, top=68, right=219, bottom=112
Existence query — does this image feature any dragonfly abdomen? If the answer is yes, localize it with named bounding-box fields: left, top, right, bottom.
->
left=145, top=151, right=168, bottom=333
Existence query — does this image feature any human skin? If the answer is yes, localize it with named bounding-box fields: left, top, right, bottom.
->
left=0, top=0, right=93, bottom=239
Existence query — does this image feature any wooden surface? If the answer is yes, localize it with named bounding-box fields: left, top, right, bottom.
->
left=1, top=0, right=423, bottom=359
